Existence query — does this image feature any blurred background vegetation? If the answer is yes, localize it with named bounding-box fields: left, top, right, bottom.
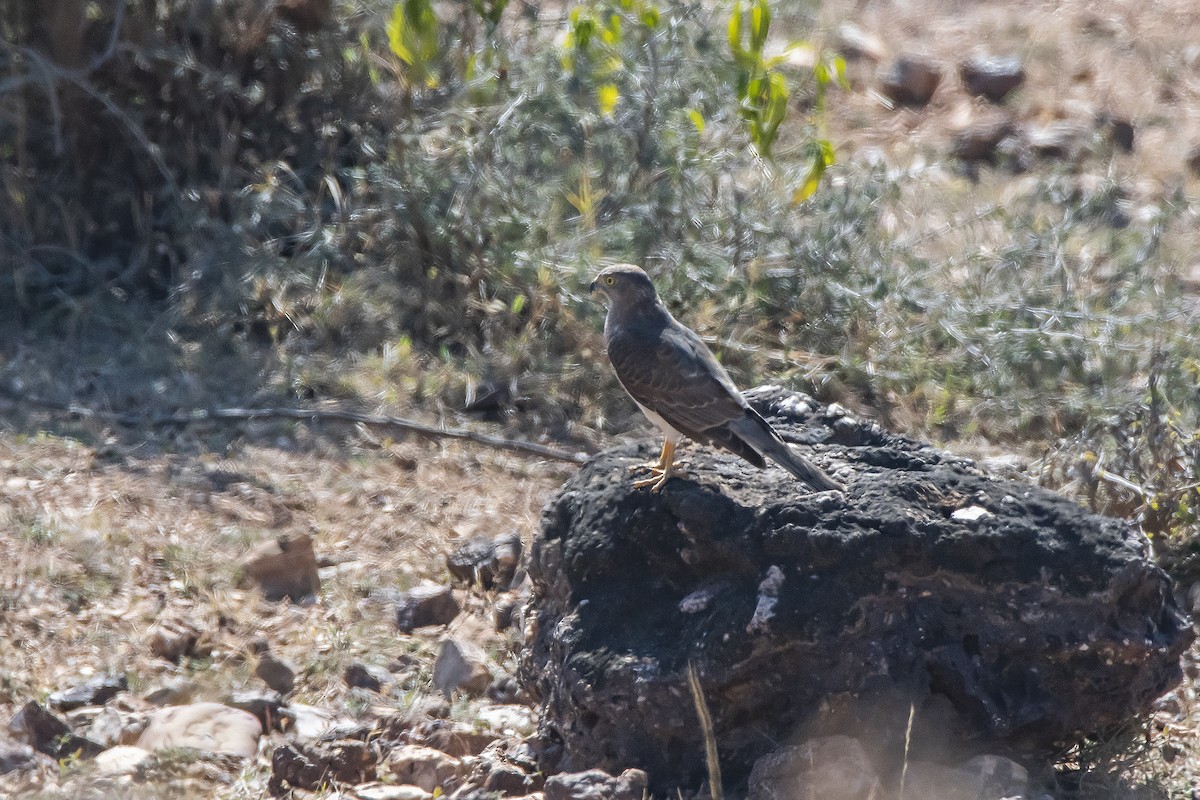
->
left=3, top=0, right=1200, bottom=559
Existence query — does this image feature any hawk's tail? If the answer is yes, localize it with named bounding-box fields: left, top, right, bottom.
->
left=730, top=409, right=843, bottom=492
left=766, top=442, right=842, bottom=492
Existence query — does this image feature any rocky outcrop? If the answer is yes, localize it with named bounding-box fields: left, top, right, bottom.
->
left=521, top=387, right=1193, bottom=792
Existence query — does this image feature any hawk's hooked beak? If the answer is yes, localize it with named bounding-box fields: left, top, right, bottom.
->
left=588, top=278, right=598, bottom=294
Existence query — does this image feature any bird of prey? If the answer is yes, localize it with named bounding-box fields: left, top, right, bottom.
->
left=590, top=263, right=841, bottom=492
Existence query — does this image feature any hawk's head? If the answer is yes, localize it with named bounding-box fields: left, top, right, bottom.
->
left=589, top=264, right=658, bottom=305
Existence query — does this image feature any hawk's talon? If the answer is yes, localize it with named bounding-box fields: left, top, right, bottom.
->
left=631, top=465, right=678, bottom=492
left=629, top=439, right=680, bottom=491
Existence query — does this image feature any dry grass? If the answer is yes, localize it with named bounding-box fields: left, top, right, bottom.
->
left=0, top=413, right=569, bottom=797
left=2, top=0, right=1200, bottom=796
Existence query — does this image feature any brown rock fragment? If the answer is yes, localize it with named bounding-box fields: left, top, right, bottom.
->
left=268, top=738, right=377, bottom=795
left=395, top=583, right=460, bottom=633
left=241, top=533, right=321, bottom=601
left=959, top=55, right=1025, bottom=102
left=433, top=639, right=493, bottom=699
left=880, top=55, right=942, bottom=106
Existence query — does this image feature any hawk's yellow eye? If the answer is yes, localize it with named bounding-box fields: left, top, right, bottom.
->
left=605, top=276, right=615, bottom=285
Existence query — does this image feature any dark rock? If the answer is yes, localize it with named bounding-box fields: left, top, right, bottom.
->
left=493, top=593, right=521, bottom=632
left=521, top=387, right=1193, bottom=792
left=880, top=55, right=943, bottom=106
left=1102, top=115, right=1135, bottom=152
left=951, top=118, right=1017, bottom=163
left=487, top=674, right=528, bottom=705
left=959, top=55, right=1025, bottom=102
left=268, top=738, right=377, bottom=795
left=545, top=768, right=649, bottom=800
left=1187, top=143, right=1200, bottom=176
left=228, top=691, right=292, bottom=732
left=0, top=734, right=47, bottom=774
left=456, top=738, right=544, bottom=797
left=147, top=618, right=209, bottom=662
left=396, top=583, right=461, bottom=633
left=8, top=701, right=103, bottom=759
left=241, top=533, right=321, bottom=602
left=345, top=662, right=392, bottom=692
left=255, top=651, right=297, bottom=695
left=48, top=674, right=128, bottom=711
left=446, top=532, right=523, bottom=590
left=748, top=737, right=878, bottom=800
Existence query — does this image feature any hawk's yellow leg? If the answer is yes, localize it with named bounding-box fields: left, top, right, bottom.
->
left=630, top=439, right=679, bottom=492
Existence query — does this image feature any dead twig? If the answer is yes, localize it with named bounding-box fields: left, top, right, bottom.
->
left=8, top=396, right=589, bottom=464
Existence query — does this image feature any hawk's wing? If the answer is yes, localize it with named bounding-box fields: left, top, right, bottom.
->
left=607, top=319, right=748, bottom=440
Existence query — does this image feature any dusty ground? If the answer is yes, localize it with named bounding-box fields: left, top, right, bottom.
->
left=3, top=0, right=1200, bottom=797
left=0, top=413, right=572, bottom=797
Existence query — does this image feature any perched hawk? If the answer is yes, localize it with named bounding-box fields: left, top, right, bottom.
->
left=591, top=263, right=841, bottom=492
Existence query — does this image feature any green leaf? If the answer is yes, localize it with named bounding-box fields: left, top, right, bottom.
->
left=686, top=108, right=705, bottom=134
left=792, top=139, right=836, bottom=203
left=511, top=294, right=526, bottom=314
left=728, top=0, right=744, bottom=57
left=387, top=4, right=414, bottom=64
left=750, top=0, right=771, bottom=53
left=640, top=6, right=660, bottom=28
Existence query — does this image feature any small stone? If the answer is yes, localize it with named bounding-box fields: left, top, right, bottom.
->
left=355, top=784, right=434, bottom=800
left=433, top=639, right=493, bottom=700
left=1027, top=121, right=1088, bottom=160
left=959, top=55, right=1025, bottom=102
left=544, top=768, right=648, bottom=800
left=227, top=691, right=291, bottom=732
left=48, top=674, right=128, bottom=711
left=93, top=745, right=153, bottom=776
left=1102, top=115, right=1135, bottom=152
left=487, top=674, right=528, bottom=705
left=747, top=736, right=879, bottom=800
left=345, top=662, right=392, bottom=693
left=475, top=704, right=534, bottom=737
left=269, top=739, right=377, bottom=794
left=147, top=618, right=208, bottom=662
left=960, top=754, right=1029, bottom=798
left=137, top=703, right=262, bottom=758
left=8, top=701, right=103, bottom=759
left=834, top=23, right=886, bottom=63
left=951, top=119, right=1016, bottom=163
left=85, top=703, right=149, bottom=748
left=0, top=734, right=46, bottom=774
left=256, top=651, right=298, bottom=694
left=240, top=533, right=321, bottom=601
left=396, top=583, right=461, bottom=633
left=287, top=703, right=339, bottom=741
left=493, top=594, right=521, bottom=632
left=143, top=677, right=199, bottom=706
left=446, top=533, right=523, bottom=590
left=388, top=744, right=465, bottom=793
left=461, top=738, right=543, bottom=796
left=880, top=55, right=943, bottom=107
left=415, top=720, right=500, bottom=758
left=1187, top=143, right=1200, bottom=176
